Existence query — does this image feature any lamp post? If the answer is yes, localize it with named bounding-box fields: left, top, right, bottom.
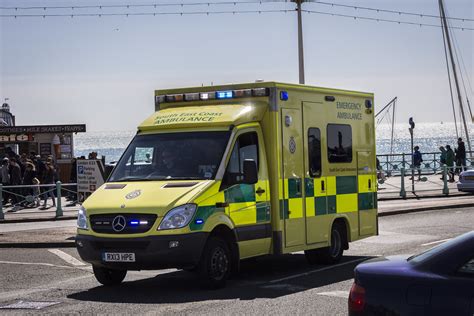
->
left=292, top=0, right=306, bottom=84
left=409, top=117, right=415, bottom=193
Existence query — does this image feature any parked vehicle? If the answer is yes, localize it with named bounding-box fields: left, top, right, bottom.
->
left=349, top=231, right=474, bottom=315
left=457, top=170, right=474, bottom=192
left=75, top=82, right=378, bottom=288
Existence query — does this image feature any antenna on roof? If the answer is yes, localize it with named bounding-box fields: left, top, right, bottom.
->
left=255, top=79, right=264, bottom=83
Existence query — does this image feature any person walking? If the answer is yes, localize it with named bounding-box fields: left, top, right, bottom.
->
left=412, top=146, right=423, bottom=181
left=439, top=146, right=447, bottom=180
left=1, top=158, right=10, bottom=204
left=446, top=145, right=456, bottom=182
left=21, top=162, right=37, bottom=206
left=41, top=161, right=56, bottom=208
left=455, top=137, right=467, bottom=174
left=8, top=158, right=22, bottom=207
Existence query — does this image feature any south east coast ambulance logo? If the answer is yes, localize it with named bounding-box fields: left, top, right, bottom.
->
left=125, top=190, right=141, bottom=200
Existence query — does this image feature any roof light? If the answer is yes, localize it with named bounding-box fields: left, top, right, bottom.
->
left=200, top=92, right=216, bottom=100
left=280, top=91, right=289, bottom=101
left=166, top=94, right=184, bottom=102
left=234, top=89, right=252, bottom=98
left=155, top=95, right=166, bottom=105
left=184, top=93, right=200, bottom=101
left=252, top=88, right=269, bottom=97
left=216, top=90, right=233, bottom=99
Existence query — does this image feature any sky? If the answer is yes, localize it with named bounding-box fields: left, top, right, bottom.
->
left=1, top=0, right=473, bottom=132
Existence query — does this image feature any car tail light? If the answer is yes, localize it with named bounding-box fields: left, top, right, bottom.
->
left=348, top=282, right=366, bottom=313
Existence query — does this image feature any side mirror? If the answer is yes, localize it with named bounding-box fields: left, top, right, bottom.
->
left=243, top=159, right=258, bottom=184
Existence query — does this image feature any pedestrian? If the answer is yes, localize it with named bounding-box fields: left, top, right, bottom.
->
left=439, top=146, right=447, bottom=180
left=1, top=157, right=10, bottom=204
left=455, top=137, right=466, bottom=174
left=8, top=158, right=22, bottom=207
left=446, top=145, right=455, bottom=182
left=412, top=146, right=423, bottom=181
left=32, top=177, right=41, bottom=207
left=21, top=162, right=36, bottom=206
left=41, top=161, right=56, bottom=208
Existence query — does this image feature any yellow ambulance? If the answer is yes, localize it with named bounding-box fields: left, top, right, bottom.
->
left=76, top=82, right=378, bottom=288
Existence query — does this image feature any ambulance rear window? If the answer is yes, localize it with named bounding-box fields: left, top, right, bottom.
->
left=327, top=124, right=352, bottom=163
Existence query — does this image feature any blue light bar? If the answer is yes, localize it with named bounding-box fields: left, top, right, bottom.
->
left=130, top=220, right=139, bottom=226
left=216, top=90, right=233, bottom=99
left=280, top=91, right=289, bottom=101
left=195, top=219, right=204, bottom=225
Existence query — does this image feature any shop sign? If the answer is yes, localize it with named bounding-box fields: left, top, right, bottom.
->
left=0, top=134, right=33, bottom=142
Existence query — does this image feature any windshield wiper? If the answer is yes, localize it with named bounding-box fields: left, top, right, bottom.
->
left=112, top=177, right=155, bottom=182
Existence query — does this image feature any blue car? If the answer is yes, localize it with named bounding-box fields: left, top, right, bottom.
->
left=349, top=231, right=474, bottom=315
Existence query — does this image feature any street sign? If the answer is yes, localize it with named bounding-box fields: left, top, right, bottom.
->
left=77, top=159, right=105, bottom=201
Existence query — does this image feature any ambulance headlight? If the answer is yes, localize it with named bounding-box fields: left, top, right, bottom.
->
left=77, top=206, right=89, bottom=230
left=158, top=204, right=197, bottom=230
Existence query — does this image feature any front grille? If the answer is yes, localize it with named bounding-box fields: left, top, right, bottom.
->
left=92, top=241, right=150, bottom=250
left=90, top=214, right=157, bottom=234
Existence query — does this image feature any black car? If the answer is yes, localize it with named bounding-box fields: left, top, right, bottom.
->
left=349, top=231, right=474, bottom=315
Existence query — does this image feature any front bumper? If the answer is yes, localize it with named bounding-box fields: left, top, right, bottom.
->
left=76, top=233, right=209, bottom=270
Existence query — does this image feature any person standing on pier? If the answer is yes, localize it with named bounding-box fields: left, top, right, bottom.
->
left=446, top=145, right=455, bottom=182
left=412, top=146, right=423, bottom=181
left=455, top=137, right=466, bottom=174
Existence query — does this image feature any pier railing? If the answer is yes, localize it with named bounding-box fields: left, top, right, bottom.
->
left=377, top=151, right=474, bottom=176
left=0, top=182, right=78, bottom=220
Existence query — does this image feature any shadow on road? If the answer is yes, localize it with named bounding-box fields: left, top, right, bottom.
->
left=68, top=254, right=373, bottom=304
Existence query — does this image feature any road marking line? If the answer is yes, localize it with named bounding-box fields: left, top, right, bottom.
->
left=421, top=238, right=452, bottom=246
left=260, top=283, right=308, bottom=291
left=317, top=290, right=348, bottom=298
left=267, top=258, right=368, bottom=284
left=48, top=249, right=86, bottom=266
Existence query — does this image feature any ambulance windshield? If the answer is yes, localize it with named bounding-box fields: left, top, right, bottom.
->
left=109, top=131, right=230, bottom=182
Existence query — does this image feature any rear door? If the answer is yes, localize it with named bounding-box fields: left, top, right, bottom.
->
left=303, top=102, right=330, bottom=244
left=281, top=108, right=305, bottom=248
left=357, top=151, right=377, bottom=236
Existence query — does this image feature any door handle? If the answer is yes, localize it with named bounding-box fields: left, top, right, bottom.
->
left=256, top=188, right=266, bottom=195
left=296, top=179, right=302, bottom=197
left=368, top=179, right=372, bottom=190
left=321, top=180, right=325, bottom=192
left=215, top=202, right=229, bottom=208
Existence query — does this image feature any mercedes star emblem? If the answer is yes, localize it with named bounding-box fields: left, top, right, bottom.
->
left=112, top=215, right=127, bottom=232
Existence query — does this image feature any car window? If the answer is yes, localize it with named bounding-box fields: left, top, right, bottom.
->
left=408, top=233, right=473, bottom=264
left=459, top=258, right=474, bottom=275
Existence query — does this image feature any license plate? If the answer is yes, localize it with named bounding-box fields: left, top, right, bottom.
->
left=102, top=252, right=136, bottom=262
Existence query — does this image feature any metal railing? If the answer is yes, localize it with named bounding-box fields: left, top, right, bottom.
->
left=377, top=151, right=474, bottom=176
left=0, top=182, right=78, bottom=220
left=377, top=165, right=462, bottom=198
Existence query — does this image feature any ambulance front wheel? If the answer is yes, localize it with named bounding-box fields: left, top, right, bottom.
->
left=198, top=236, right=231, bottom=289
left=93, top=265, right=127, bottom=286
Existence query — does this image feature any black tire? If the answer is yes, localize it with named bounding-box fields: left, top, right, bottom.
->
left=304, top=249, right=319, bottom=265
left=198, top=237, right=231, bottom=289
left=316, top=223, right=346, bottom=265
left=93, top=266, right=127, bottom=286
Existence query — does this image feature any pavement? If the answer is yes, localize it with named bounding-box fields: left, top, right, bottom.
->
left=0, top=175, right=472, bottom=248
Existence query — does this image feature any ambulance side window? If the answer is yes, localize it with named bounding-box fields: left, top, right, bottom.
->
left=308, top=128, right=322, bottom=177
left=327, top=124, right=352, bottom=163
left=222, top=132, right=259, bottom=188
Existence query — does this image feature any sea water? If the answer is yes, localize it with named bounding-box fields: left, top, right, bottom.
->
left=74, top=122, right=473, bottom=163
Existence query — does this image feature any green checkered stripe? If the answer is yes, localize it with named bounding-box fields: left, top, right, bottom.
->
left=279, top=178, right=302, bottom=220
left=190, top=183, right=270, bottom=231
left=279, top=176, right=376, bottom=219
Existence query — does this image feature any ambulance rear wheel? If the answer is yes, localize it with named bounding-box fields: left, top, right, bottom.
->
left=93, top=266, right=127, bottom=286
left=198, top=237, right=231, bottom=289
left=318, top=223, right=345, bottom=264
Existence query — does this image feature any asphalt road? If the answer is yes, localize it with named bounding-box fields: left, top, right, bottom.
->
left=0, top=207, right=473, bottom=315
